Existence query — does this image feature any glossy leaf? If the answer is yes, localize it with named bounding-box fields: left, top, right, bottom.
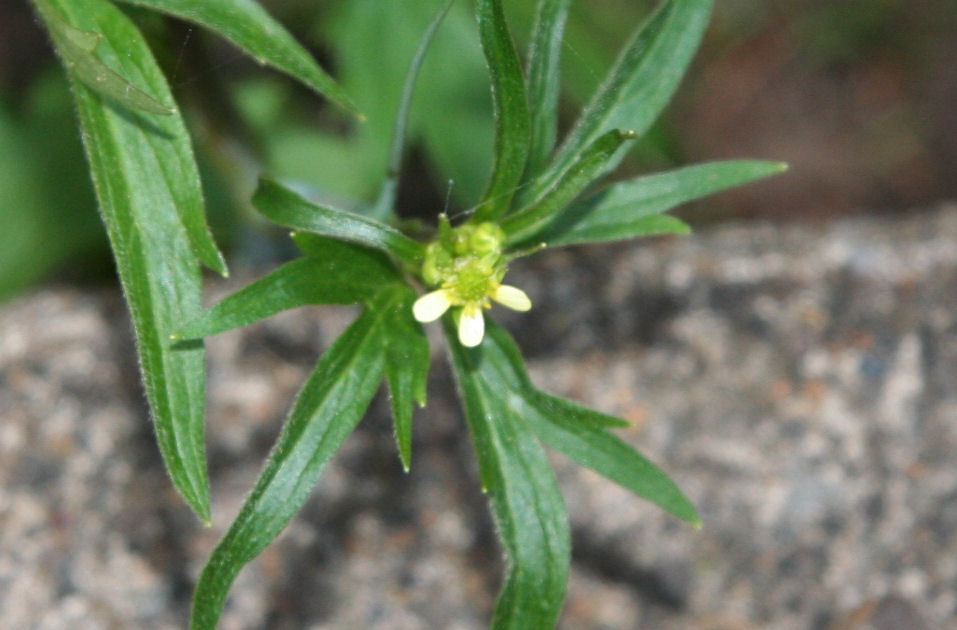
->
left=482, top=323, right=699, bottom=525
left=190, top=290, right=398, bottom=630
left=175, top=239, right=398, bottom=340
left=36, top=0, right=228, bottom=276
left=253, top=178, right=426, bottom=264
left=534, top=160, right=788, bottom=247
left=383, top=287, right=430, bottom=471
left=524, top=0, right=572, bottom=177
left=370, top=0, right=454, bottom=221
left=37, top=0, right=219, bottom=520
left=472, top=0, right=531, bottom=222
left=501, top=129, right=637, bottom=245
left=115, top=0, right=358, bottom=116
left=521, top=0, right=714, bottom=206
left=33, top=0, right=173, bottom=115
left=446, top=319, right=570, bottom=630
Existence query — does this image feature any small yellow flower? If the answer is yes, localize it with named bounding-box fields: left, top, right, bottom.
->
left=412, top=282, right=531, bottom=347
left=414, top=220, right=531, bottom=347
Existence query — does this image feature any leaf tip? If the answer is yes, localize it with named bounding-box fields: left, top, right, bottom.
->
left=773, top=161, right=790, bottom=173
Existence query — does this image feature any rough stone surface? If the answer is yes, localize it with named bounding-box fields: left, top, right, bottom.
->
left=2, top=205, right=956, bottom=630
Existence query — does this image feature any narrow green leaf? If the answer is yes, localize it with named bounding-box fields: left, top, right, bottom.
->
left=175, top=241, right=398, bottom=340
left=383, top=287, right=430, bottom=471
left=501, top=129, right=637, bottom=245
left=524, top=0, right=572, bottom=178
left=528, top=391, right=632, bottom=429
left=369, top=0, right=455, bottom=221
left=472, top=0, right=531, bottom=222
left=115, top=0, right=359, bottom=116
left=190, top=290, right=396, bottom=630
left=471, top=320, right=629, bottom=432
left=37, top=0, right=222, bottom=521
left=534, top=160, right=787, bottom=247
left=253, top=178, right=427, bottom=264
left=521, top=0, right=714, bottom=206
left=35, top=0, right=228, bottom=277
left=445, top=319, right=569, bottom=630
left=34, top=0, right=173, bottom=115
left=481, top=323, right=699, bottom=525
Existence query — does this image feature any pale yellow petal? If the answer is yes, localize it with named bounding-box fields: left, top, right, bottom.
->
left=413, top=290, right=452, bottom=323
left=458, top=307, right=485, bottom=347
left=491, top=284, right=532, bottom=312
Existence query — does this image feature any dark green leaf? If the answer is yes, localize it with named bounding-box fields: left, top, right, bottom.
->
left=115, top=0, right=358, bottom=116
left=253, top=178, right=426, bottom=264
left=520, top=0, right=714, bottom=207
left=190, top=290, right=397, bottom=630
left=445, top=319, right=569, bottom=630
left=535, top=160, right=787, bottom=247
left=35, top=0, right=227, bottom=276
left=175, top=240, right=398, bottom=339
left=383, top=287, right=430, bottom=471
left=38, top=0, right=223, bottom=521
left=481, top=323, right=699, bottom=525
left=472, top=0, right=531, bottom=222
left=34, top=0, right=173, bottom=115
left=524, top=0, right=572, bottom=178
left=369, top=0, right=454, bottom=221
left=501, top=129, right=636, bottom=245
left=528, top=390, right=632, bottom=429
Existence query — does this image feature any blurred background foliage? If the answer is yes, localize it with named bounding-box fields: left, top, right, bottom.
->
left=1, top=0, right=955, bottom=300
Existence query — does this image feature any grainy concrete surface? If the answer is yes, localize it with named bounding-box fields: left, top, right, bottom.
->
left=1, top=205, right=955, bottom=630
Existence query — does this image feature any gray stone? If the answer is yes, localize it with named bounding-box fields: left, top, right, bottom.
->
left=2, top=204, right=955, bottom=629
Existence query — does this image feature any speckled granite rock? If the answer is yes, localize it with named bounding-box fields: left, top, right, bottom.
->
left=1, top=204, right=955, bottom=630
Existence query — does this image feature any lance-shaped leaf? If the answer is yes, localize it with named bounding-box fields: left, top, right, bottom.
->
left=472, top=0, right=531, bottom=222
left=370, top=0, right=454, bottom=221
left=524, top=0, right=572, bottom=178
left=481, top=323, right=699, bottom=525
left=501, top=129, right=636, bottom=245
left=190, top=289, right=398, bottom=630
left=36, top=0, right=228, bottom=521
left=383, top=287, right=430, bottom=471
left=115, top=0, right=358, bottom=116
left=446, top=319, right=569, bottom=630
left=33, top=0, right=173, bottom=115
left=473, top=327, right=630, bottom=431
left=35, top=0, right=228, bottom=276
left=175, top=238, right=398, bottom=340
left=520, top=0, right=714, bottom=207
left=253, top=178, right=426, bottom=264
left=532, top=160, right=788, bottom=247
